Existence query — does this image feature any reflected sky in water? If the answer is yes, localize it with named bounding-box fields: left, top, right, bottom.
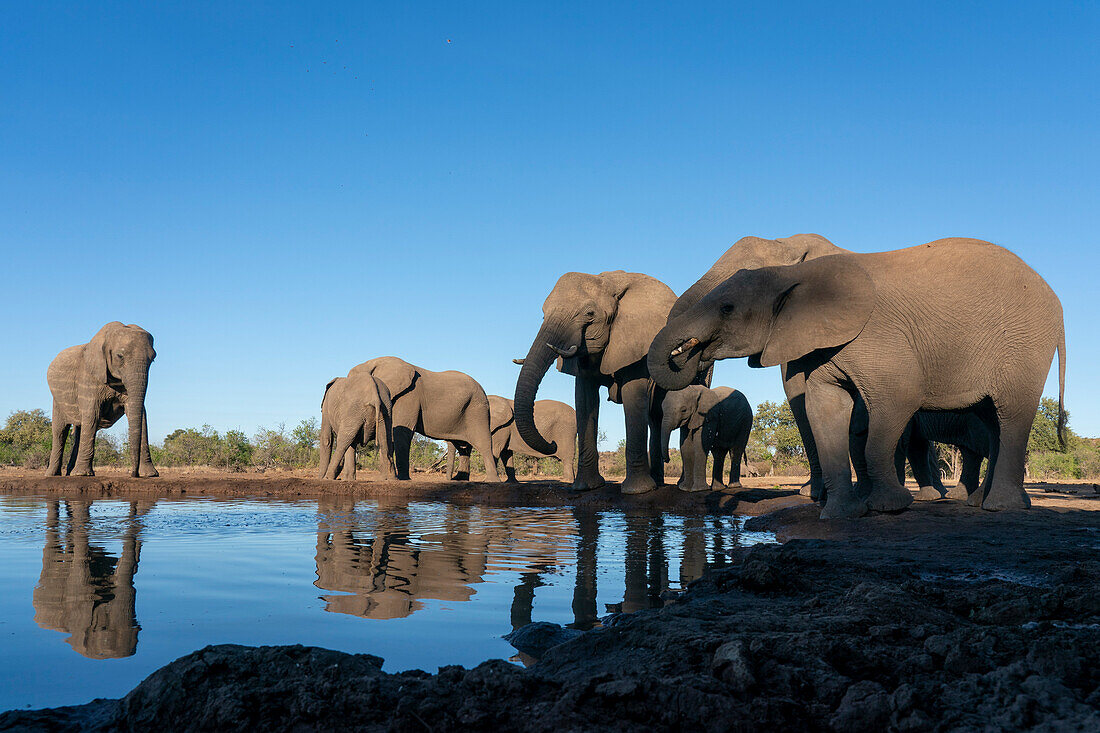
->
left=0, top=495, right=774, bottom=711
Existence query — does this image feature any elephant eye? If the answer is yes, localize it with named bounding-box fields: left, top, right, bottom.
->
left=720, top=304, right=735, bottom=316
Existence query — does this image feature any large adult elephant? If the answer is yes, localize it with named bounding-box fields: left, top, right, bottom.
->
left=649, top=238, right=1065, bottom=519
left=349, top=357, right=500, bottom=482
left=446, top=397, right=576, bottom=483
left=514, top=271, right=677, bottom=495
left=46, top=322, right=158, bottom=478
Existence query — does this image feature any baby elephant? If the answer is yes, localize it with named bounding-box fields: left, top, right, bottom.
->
left=319, top=374, right=397, bottom=480
left=661, top=386, right=752, bottom=492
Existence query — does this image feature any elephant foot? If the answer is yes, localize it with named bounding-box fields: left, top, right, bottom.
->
left=570, top=474, right=605, bottom=492
left=981, top=488, right=1031, bottom=512
left=866, top=483, right=914, bottom=513
left=138, top=465, right=159, bottom=478
left=711, top=482, right=728, bottom=492
left=70, top=468, right=94, bottom=477
left=799, top=482, right=813, bottom=497
left=914, top=485, right=945, bottom=502
left=966, top=490, right=984, bottom=508
left=820, top=494, right=869, bottom=520
left=677, top=482, right=710, bottom=493
left=451, top=472, right=470, bottom=481
left=620, top=473, right=657, bottom=495
left=946, top=484, right=971, bottom=501
left=727, top=482, right=742, bottom=490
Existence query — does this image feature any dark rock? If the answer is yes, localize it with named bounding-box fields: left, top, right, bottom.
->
left=503, top=621, right=584, bottom=660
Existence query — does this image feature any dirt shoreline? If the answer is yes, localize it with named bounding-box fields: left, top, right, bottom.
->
left=2, top=480, right=1098, bottom=731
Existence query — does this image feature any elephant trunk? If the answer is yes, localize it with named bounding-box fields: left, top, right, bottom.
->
left=660, top=414, right=677, bottom=463
left=124, top=369, right=148, bottom=476
left=647, top=317, right=706, bottom=392
left=514, top=321, right=570, bottom=455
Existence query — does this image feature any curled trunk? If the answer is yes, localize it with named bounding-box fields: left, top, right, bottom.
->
left=514, top=323, right=569, bottom=455
left=647, top=322, right=704, bottom=392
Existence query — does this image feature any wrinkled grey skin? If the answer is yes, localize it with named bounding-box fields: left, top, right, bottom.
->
left=661, top=386, right=751, bottom=493
left=447, top=397, right=576, bottom=483
left=649, top=239, right=1066, bottom=519
left=319, top=374, right=396, bottom=481
left=514, top=271, right=676, bottom=496
left=46, top=322, right=158, bottom=478
left=351, top=357, right=500, bottom=482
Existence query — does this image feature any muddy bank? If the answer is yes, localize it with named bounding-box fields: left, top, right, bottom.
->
left=3, top=501, right=1097, bottom=732
left=0, top=473, right=810, bottom=516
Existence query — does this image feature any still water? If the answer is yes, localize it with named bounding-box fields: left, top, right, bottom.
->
left=0, top=495, right=774, bottom=711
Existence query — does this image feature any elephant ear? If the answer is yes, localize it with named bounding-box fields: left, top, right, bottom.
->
left=83, top=322, right=121, bottom=386
left=356, top=357, right=417, bottom=401
left=322, top=378, right=341, bottom=409
left=759, top=255, right=876, bottom=368
left=688, top=388, right=720, bottom=431
left=488, top=396, right=514, bottom=434
left=774, top=233, right=844, bottom=264
left=598, top=271, right=677, bottom=377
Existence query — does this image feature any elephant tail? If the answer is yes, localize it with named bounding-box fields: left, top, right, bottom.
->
left=1057, top=325, right=1067, bottom=449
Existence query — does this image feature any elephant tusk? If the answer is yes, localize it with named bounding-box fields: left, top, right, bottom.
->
left=512, top=358, right=525, bottom=365
left=547, top=343, right=578, bottom=358
left=670, top=337, right=699, bottom=358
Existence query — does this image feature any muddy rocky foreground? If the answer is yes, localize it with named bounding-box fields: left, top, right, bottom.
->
left=1, top=481, right=1098, bottom=732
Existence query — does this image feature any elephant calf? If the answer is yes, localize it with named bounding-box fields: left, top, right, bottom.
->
left=447, top=397, right=576, bottom=483
left=319, top=374, right=397, bottom=480
left=46, top=322, right=158, bottom=478
left=661, top=385, right=752, bottom=492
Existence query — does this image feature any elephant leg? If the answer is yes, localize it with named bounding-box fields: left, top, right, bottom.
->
left=729, top=427, right=749, bottom=489
left=678, top=428, right=708, bottom=493
left=948, top=447, right=982, bottom=500
left=71, top=407, right=99, bottom=476
left=467, top=420, right=500, bottom=483
left=392, top=426, right=413, bottom=480
left=46, top=405, right=68, bottom=476
left=318, top=422, right=333, bottom=479
left=64, top=426, right=81, bottom=476
left=981, top=400, right=1033, bottom=511
left=620, top=378, right=657, bottom=495
left=908, top=429, right=945, bottom=501
left=138, top=408, right=158, bottom=477
left=452, top=444, right=472, bottom=481
left=572, top=374, right=605, bottom=491
left=445, top=442, right=456, bottom=479
left=710, top=448, right=726, bottom=492
left=326, top=431, right=357, bottom=480
left=501, top=449, right=519, bottom=483
left=677, top=429, right=694, bottom=491
left=343, top=446, right=357, bottom=480
left=863, top=404, right=917, bottom=513
left=848, top=408, right=872, bottom=498
left=558, top=437, right=576, bottom=484
left=648, top=384, right=666, bottom=487
left=805, top=383, right=864, bottom=519
left=784, top=366, right=824, bottom=501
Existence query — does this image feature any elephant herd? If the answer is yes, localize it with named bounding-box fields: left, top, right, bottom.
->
left=43, top=234, right=1066, bottom=520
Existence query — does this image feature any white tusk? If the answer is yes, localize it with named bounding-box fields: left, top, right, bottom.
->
left=670, top=337, right=699, bottom=357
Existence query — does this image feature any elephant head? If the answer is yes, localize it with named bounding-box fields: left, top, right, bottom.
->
left=659, top=385, right=713, bottom=461
left=84, top=322, right=156, bottom=476
left=515, top=271, right=674, bottom=454
left=648, top=255, right=875, bottom=390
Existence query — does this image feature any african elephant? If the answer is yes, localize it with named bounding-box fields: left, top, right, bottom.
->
left=349, top=357, right=501, bottom=482
left=649, top=238, right=1065, bottom=519
left=903, top=412, right=991, bottom=503
left=46, top=322, right=158, bottom=478
left=319, top=374, right=396, bottom=480
left=514, top=271, right=677, bottom=495
left=661, top=385, right=751, bottom=492
left=447, top=397, right=576, bottom=483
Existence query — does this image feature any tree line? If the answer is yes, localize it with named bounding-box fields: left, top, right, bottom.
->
left=1, top=397, right=1095, bottom=480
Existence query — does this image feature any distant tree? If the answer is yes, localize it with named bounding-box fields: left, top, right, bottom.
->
left=751, top=401, right=805, bottom=462
left=222, top=429, right=253, bottom=472
left=1028, top=397, right=1074, bottom=454
left=0, top=409, right=53, bottom=467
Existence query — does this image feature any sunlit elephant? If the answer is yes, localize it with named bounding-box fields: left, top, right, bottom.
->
left=661, top=385, right=752, bottom=492
left=514, top=271, right=677, bottom=495
left=349, top=357, right=500, bottom=482
left=446, top=396, right=576, bottom=483
left=649, top=238, right=1065, bottom=518
left=46, top=322, right=158, bottom=478
left=319, top=374, right=396, bottom=480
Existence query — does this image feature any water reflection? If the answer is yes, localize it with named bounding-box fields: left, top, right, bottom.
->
left=33, top=501, right=149, bottom=659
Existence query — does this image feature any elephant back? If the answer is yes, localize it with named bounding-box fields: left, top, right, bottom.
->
left=351, top=357, right=419, bottom=402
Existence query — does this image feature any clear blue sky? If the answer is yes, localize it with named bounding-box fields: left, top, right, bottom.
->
left=2, top=1, right=1098, bottom=446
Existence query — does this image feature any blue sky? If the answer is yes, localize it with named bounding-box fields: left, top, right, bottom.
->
left=2, top=1, right=1098, bottom=445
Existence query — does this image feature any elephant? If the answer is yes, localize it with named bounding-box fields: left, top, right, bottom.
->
left=903, top=412, right=991, bottom=503
left=319, top=374, right=396, bottom=480
left=514, top=270, right=677, bottom=495
left=349, top=356, right=501, bottom=482
left=661, top=385, right=752, bottom=492
left=649, top=238, right=1066, bottom=519
left=46, top=322, right=158, bottom=478
left=446, top=397, right=576, bottom=483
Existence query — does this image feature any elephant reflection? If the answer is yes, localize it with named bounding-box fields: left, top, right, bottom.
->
left=33, top=500, right=150, bottom=659
left=314, top=500, right=574, bottom=621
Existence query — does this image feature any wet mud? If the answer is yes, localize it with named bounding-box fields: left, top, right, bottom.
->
left=2, top=485, right=1098, bottom=731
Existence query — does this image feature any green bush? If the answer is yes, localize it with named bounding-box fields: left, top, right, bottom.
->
left=1029, top=451, right=1082, bottom=480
